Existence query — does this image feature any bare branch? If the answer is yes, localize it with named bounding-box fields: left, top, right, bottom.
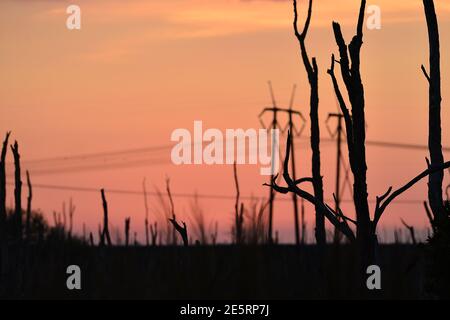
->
left=293, top=0, right=315, bottom=77
left=293, top=0, right=312, bottom=41
left=374, top=161, right=450, bottom=227
left=356, top=0, right=367, bottom=38
left=268, top=132, right=356, bottom=241
left=327, top=54, right=354, bottom=160
left=421, top=64, right=431, bottom=82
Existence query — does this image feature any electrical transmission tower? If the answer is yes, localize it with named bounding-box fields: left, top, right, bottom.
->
left=259, top=82, right=306, bottom=244
left=326, top=112, right=352, bottom=243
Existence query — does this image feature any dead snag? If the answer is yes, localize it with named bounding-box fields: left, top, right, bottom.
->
left=293, top=0, right=325, bottom=246
left=0, top=132, right=11, bottom=239
left=11, top=141, right=22, bottom=241
left=326, top=0, right=373, bottom=263
left=165, top=177, right=177, bottom=245
left=0, top=132, right=11, bottom=284
left=267, top=132, right=450, bottom=245
left=421, top=0, right=446, bottom=223
left=400, top=219, right=417, bottom=245
left=169, top=215, right=188, bottom=247
left=100, top=189, right=112, bottom=246
left=25, top=171, right=32, bottom=242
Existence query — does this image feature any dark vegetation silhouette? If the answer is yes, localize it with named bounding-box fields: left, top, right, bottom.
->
left=0, top=0, right=448, bottom=299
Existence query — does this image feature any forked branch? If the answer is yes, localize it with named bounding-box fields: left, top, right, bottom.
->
left=266, top=132, right=356, bottom=241
left=373, top=159, right=450, bottom=227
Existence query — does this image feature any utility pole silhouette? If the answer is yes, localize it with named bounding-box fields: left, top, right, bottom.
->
left=259, top=82, right=305, bottom=244
left=326, top=113, right=345, bottom=243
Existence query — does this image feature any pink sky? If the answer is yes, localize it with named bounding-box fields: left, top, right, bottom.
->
left=1, top=0, right=449, bottom=243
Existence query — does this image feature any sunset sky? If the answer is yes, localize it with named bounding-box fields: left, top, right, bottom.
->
left=1, top=0, right=449, bottom=243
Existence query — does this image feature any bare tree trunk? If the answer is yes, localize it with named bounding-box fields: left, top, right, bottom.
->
left=169, top=216, right=188, bottom=247
left=100, top=189, right=112, bottom=246
left=0, top=132, right=11, bottom=290
left=25, top=171, right=32, bottom=243
left=422, top=0, right=445, bottom=222
left=11, top=141, right=22, bottom=242
left=327, top=0, right=374, bottom=268
left=0, top=133, right=10, bottom=241
left=293, top=0, right=325, bottom=246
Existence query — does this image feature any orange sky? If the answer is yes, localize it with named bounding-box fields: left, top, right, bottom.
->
left=1, top=0, right=449, bottom=243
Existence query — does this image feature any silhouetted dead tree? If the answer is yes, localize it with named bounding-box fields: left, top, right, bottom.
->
left=266, top=133, right=355, bottom=242
left=293, top=0, right=325, bottom=246
left=0, top=132, right=11, bottom=283
left=268, top=132, right=450, bottom=252
left=233, top=162, right=244, bottom=244
left=25, top=171, right=32, bottom=242
left=421, top=0, right=445, bottom=223
left=100, top=189, right=112, bottom=246
left=125, top=217, right=130, bottom=247
left=165, top=178, right=178, bottom=245
left=0, top=132, right=10, bottom=236
left=326, top=0, right=372, bottom=262
left=421, top=1, right=450, bottom=298
left=166, top=178, right=188, bottom=246
left=400, top=219, right=417, bottom=245
left=11, top=141, right=22, bottom=241
left=168, top=216, right=188, bottom=247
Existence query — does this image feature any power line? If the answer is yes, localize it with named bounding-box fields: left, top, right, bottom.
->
left=14, top=137, right=450, bottom=166
left=5, top=181, right=428, bottom=205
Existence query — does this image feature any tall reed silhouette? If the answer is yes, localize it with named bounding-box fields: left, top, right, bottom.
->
left=233, top=162, right=244, bottom=244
